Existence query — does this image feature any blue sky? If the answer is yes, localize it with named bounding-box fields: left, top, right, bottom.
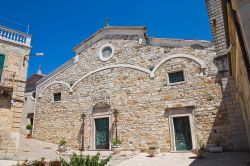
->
left=0, top=0, right=212, bottom=77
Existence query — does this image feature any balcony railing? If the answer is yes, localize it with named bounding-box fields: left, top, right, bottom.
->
left=0, top=25, right=31, bottom=47
left=0, top=70, right=16, bottom=88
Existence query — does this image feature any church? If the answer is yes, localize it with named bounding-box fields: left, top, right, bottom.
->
left=33, top=26, right=248, bottom=152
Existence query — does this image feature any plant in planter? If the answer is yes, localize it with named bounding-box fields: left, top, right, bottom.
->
left=209, top=136, right=225, bottom=153
left=191, top=139, right=206, bottom=159
left=147, top=142, right=159, bottom=157
left=112, top=138, right=122, bottom=153
left=58, top=139, right=67, bottom=153
left=26, top=124, right=32, bottom=138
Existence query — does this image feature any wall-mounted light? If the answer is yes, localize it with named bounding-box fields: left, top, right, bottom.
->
left=23, top=52, right=45, bottom=66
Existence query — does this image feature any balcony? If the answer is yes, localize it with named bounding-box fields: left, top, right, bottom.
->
left=0, top=25, right=31, bottom=47
left=0, top=70, right=16, bottom=89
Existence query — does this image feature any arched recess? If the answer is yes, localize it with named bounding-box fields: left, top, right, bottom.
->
left=71, top=64, right=151, bottom=89
left=152, top=53, right=207, bottom=75
left=38, top=81, right=71, bottom=97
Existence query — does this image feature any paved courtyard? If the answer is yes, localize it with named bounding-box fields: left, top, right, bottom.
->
left=117, top=152, right=250, bottom=166
left=0, top=135, right=250, bottom=166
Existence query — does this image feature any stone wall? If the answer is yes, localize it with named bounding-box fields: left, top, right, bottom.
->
left=0, top=40, right=31, bottom=154
left=205, top=0, right=228, bottom=56
left=206, top=0, right=250, bottom=150
left=32, top=37, right=247, bottom=151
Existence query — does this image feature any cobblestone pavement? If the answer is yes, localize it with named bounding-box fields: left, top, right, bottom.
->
left=0, top=135, right=249, bottom=166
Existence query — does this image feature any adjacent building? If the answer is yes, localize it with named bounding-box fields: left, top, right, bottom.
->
left=0, top=25, right=31, bottom=154
left=20, top=66, right=45, bottom=134
left=33, top=26, right=248, bottom=151
left=206, top=0, right=250, bottom=150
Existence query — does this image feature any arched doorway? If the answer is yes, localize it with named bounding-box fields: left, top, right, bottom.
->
left=92, top=103, right=112, bottom=150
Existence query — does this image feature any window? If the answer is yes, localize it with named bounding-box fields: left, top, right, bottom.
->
left=98, top=44, right=114, bottom=61
left=0, top=54, right=5, bottom=81
left=168, top=70, right=185, bottom=85
left=53, top=92, right=61, bottom=102
left=102, top=47, right=112, bottom=58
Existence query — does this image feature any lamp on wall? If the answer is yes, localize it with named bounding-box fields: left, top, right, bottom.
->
left=114, top=109, right=119, bottom=139
left=80, top=113, right=86, bottom=151
left=23, top=52, right=45, bottom=66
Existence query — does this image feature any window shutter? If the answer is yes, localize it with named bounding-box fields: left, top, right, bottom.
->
left=0, top=54, right=5, bottom=80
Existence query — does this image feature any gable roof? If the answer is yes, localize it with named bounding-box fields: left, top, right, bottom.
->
left=73, top=26, right=147, bottom=54
left=37, top=26, right=213, bottom=87
left=73, top=26, right=212, bottom=54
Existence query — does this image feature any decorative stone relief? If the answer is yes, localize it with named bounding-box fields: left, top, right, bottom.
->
left=91, top=89, right=111, bottom=106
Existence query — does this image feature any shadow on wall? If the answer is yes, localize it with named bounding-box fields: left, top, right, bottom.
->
left=77, top=122, right=84, bottom=150
left=189, top=58, right=249, bottom=165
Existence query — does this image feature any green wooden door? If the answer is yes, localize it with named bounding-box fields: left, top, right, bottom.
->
left=0, top=54, right=5, bottom=81
left=173, top=116, right=192, bottom=151
left=95, top=118, right=109, bottom=149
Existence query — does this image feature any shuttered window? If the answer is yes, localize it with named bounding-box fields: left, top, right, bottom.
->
left=0, top=54, right=5, bottom=81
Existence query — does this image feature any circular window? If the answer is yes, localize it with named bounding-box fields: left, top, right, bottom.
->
left=98, top=44, right=114, bottom=61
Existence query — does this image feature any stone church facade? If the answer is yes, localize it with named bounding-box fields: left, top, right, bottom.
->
left=33, top=26, right=248, bottom=151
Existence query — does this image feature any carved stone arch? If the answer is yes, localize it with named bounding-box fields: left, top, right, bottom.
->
left=38, top=81, right=71, bottom=97
left=71, top=64, right=151, bottom=89
left=152, top=53, right=208, bottom=75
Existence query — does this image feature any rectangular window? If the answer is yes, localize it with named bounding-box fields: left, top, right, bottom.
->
left=0, top=54, right=5, bottom=81
left=53, top=92, right=61, bottom=102
left=168, top=70, right=185, bottom=84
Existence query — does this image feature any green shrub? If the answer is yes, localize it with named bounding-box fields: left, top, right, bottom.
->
left=112, top=138, right=122, bottom=145
left=59, top=139, right=67, bottom=146
left=26, top=124, right=32, bottom=130
left=60, top=152, right=111, bottom=166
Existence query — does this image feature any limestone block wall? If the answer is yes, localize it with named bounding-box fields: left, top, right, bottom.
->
left=0, top=41, right=31, bottom=154
left=206, top=0, right=250, bottom=150
left=33, top=39, right=244, bottom=151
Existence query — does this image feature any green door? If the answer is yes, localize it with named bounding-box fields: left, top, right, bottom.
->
left=173, top=116, right=192, bottom=151
left=95, top=118, right=109, bottom=149
left=0, top=54, right=5, bottom=80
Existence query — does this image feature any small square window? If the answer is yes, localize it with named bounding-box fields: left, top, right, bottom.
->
left=53, top=92, right=61, bottom=102
left=168, top=70, right=185, bottom=84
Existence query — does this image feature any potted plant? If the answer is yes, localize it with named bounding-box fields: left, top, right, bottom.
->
left=58, top=139, right=67, bottom=153
left=209, top=136, right=224, bottom=153
left=26, top=124, right=32, bottom=138
left=191, top=139, right=206, bottom=159
left=147, top=142, right=159, bottom=157
left=112, top=138, right=122, bottom=153
left=191, top=144, right=205, bottom=159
